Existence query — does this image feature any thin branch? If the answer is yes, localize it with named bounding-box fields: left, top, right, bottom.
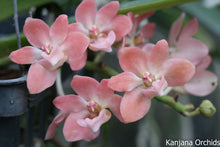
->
left=85, top=61, right=118, bottom=77
left=13, top=0, right=21, bottom=49
left=56, top=68, right=65, bottom=96
left=13, top=0, right=25, bottom=72
left=94, top=51, right=106, bottom=64
left=154, top=95, right=195, bottom=116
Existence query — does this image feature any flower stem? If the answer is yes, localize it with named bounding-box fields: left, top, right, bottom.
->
left=183, top=108, right=200, bottom=117
left=94, top=51, right=106, bottom=64
left=154, top=95, right=195, bottom=116
left=13, top=0, right=25, bottom=72
left=13, top=0, right=21, bottom=49
left=85, top=61, right=118, bottom=77
left=155, top=96, right=216, bottom=117
left=56, top=68, right=65, bottom=96
left=163, top=87, right=173, bottom=95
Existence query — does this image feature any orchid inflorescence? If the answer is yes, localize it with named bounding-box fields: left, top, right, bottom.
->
left=9, top=0, right=218, bottom=142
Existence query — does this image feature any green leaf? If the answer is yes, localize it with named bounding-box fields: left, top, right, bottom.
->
left=119, top=0, right=200, bottom=14
left=0, top=0, right=54, bottom=22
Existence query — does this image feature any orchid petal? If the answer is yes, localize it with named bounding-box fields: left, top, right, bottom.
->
left=38, top=56, right=65, bottom=72
left=9, top=46, right=42, bottom=64
left=68, top=23, right=86, bottom=33
left=119, top=47, right=148, bottom=77
left=45, top=111, right=67, bottom=140
left=37, top=59, right=54, bottom=70
left=163, top=58, right=195, bottom=86
left=140, top=23, right=156, bottom=39
left=174, top=38, right=209, bottom=64
left=71, top=75, right=99, bottom=101
left=141, top=88, right=158, bottom=99
left=169, top=13, right=185, bottom=47
left=75, top=0, right=97, bottom=28
left=24, top=17, right=50, bottom=48
left=107, top=94, right=124, bottom=122
left=89, top=31, right=115, bottom=52
left=151, top=76, right=168, bottom=96
left=63, top=32, right=89, bottom=58
left=108, top=72, right=142, bottom=92
left=63, top=112, right=99, bottom=142
left=108, top=15, right=132, bottom=41
left=120, top=86, right=151, bottom=123
left=50, top=15, right=68, bottom=44
left=27, top=63, right=56, bottom=94
left=95, top=79, right=115, bottom=104
left=92, top=79, right=123, bottom=122
left=128, top=12, right=154, bottom=37
left=179, top=18, right=198, bottom=38
left=117, top=37, right=128, bottom=56
left=148, top=40, right=169, bottom=73
left=142, top=43, right=155, bottom=55
left=78, top=109, right=111, bottom=132
left=96, top=1, right=119, bottom=26
left=127, top=12, right=136, bottom=36
left=184, top=70, right=218, bottom=96
left=69, top=51, right=87, bottom=71
left=196, top=55, right=211, bottom=72
left=53, top=95, right=87, bottom=113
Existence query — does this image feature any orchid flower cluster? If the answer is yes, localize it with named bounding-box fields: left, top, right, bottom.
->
left=9, top=0, right=218, bottom=143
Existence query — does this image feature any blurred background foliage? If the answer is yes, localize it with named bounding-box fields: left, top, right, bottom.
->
left=0, top=0, right=220, bottom=147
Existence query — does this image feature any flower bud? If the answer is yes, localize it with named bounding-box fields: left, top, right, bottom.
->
left=199, top=100, right=216, bottom=117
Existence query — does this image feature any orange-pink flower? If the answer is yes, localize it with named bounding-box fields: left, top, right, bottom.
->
left=69, top=0, right=132, bottom=52
left=169, top=13, right=218, bottom=96
left=9, top=15, right=89, bottom=94
left=126, top=12, right=155, bottom=47
left=169, top=13, right=209, bottom=65
left=108, top=39, right=195, bottom=123
left=45, top=75, right=122, bottom=142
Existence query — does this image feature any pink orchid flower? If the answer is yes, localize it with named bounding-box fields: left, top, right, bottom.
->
left=45, top=75, right=122, bottom=142
left=108, top=39, right=195, bottom=123
left=169, top=13, right=217, bottom=96
left=169, top=13, right=209, bottom=65
left=142, top=43, right=217, bottom=97
left=125, top=12, right=155, bottom=47
left=9, top=15, right=89, bottom=94
left=117, top=12, right=155, bottom=56
left=68, top=0, right=132, bottom=52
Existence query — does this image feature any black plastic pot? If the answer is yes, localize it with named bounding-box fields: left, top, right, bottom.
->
left=0, top=73, right=29, bottom=147
left=0, top=74, right=28, bottom=117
